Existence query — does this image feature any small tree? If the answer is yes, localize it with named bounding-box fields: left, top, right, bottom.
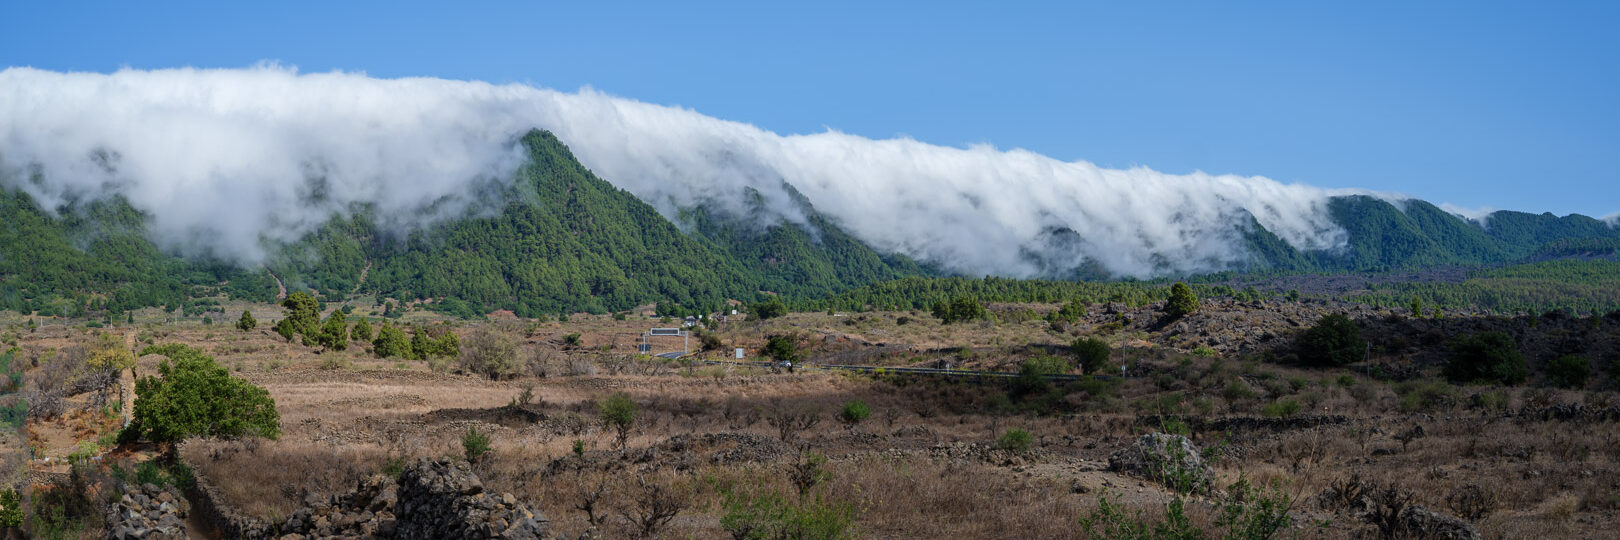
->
left=317, top=310, right=348, bottom=351
left=599, top=392, right=638, bottom=450
left=351, top=317, right=373, bottom=342
left=753, top=297, right=788, bottom=320
left=932, top=296, right=987, bottom=324
left=235, top=310, right=257, bottom=331
left=1071, top=337, right=1112, bottom=374
left=372, top=324, right=413, bottom=359
left=0, top=486, right=21, bottom=529
left=460, top=328, right=517, bottom=379
left=1547, top=354, right=1590, bottom=389
left=764, top=334, right=799, bottom=363
left=1296, top=313, right=1365, bottom=367
left=1165, top=282, right=1199, bottom=319
left=462, top=426, right=492, bottom=463
left=838, top=400, right=870, bottom=429
left=996, top=428, right=1034, bottom=452
left=281, top=291, right=321, bottom=345
left=127, top=344, right=280, bottom=442
left=1444, top=331, right=1527, bottom=385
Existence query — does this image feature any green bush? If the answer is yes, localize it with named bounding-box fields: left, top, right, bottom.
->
left=1444, top=331, right=1527, bottom=385
left=462, top=426, right=492, bottom=463
left=0, top=486, right=20, bottom=529
left=1296, top=313, right=1366, bottom=367
left=599, top=392, right=638, bottom=449
left=721, top=488, right=856, bottom=540
left=351, top=318, right=373, bottom=342
left=995, top=428, right=1034, bottom=452
left=372, top=324, right=413, bottom=359
left=1071, top=337, right=1111, bottom=374
left=753, top=297, right=788, bottom=320
left=1165, top=282, right=1200, bottom=319
left=1547, top=355, right=1590, bottom=389
left=764, top=335, right=799, bottom=363
left=235, top=310, right=256, bottom=331
left=931, top=296, right=987, bottom=324
left=1396, top=380, right=1457, bottom=412
left=838, top=400, right=870, bottom=428
left=128, top=344, right=280, bottom=442
left=1261, top=399, right=1302, bottom=418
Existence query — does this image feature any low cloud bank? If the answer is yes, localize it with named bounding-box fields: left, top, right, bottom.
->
left=1, top=65, right=1360, bottom=278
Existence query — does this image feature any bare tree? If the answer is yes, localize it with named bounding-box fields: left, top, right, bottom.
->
left=618, top=477, right=685, bottom=539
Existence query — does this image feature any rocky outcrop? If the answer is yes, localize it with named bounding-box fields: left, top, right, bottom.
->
left=394, top=458, right=549, bottom=540
left=1108, top=433, right=1214, bottom=493
left=105, top=482, right=188, bottom=539
left=187, top=457, right=546, bottom=539
left=1398, top=504, right=1482, bottom=540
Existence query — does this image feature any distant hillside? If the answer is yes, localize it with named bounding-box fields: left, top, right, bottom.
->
left=2, top=130, right=1617, bottom=319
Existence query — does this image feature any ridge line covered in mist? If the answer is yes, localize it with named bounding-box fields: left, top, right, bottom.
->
left=0, top=65, right=1445, bottom=279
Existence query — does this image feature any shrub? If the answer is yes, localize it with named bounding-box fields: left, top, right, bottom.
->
left=1444, top=331, right=1527, bottom=385
left=316, top=310, right=348, bottom=351
left=720, top=488, right=857, bottom=540
left=837, top=401, right=870, bottom=428
left=1547, top=354, right=1590, bottom=389
left=599, top=392, right=638, bottom=449
left=1165, top=282, right=1199, bottom=319
left=931, top=296, right=987, bottom=324
left=351, top=318, right=373, bottom=342
left=128, top=344, right=280, bottom=442
left=462, top=426, right=492, bottom=463
left=1071, top=337, right=1111, bottom=374
left=753, top=297, right=788, bottom=320
left=235, top=310, right=256, bottom=331
left=1296, top=313, right=1366, bottom=367
left=1048, top=300, right=1087, bottom=324
left=460, top=328, right=516, bottom=379
left=0, top=486, right=20, bottom=529
left=372, top=324, right=413, bottom=359
left=1396, top=380, right=1457, bottom=412
left=996, top=428, right=1034, bottom=452
left=1261, top=399, right=1302, bottom=418
left=764, top=335, right=799, bottom=363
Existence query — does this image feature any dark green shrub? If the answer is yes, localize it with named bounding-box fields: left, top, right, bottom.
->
left=995, top=428, right=1034, bottom=452
left=1071, top=337, right=1112, bottom=374
left=599, top=392, right=638, bottom=449
left=0, top=486, right=20, bottom=529
left=235, top=310, right=256, bottom=331
left=1396, top=380, right=1457, bottom=412
left=462, top=426, right=492, bottom=463
left=351, top=318, right=373, bottom=342
left=764, top=335, right=799, bottom=363
left=753, top=297, right=788, bottom=320
left=1165, top=282, right=1199, bottom=319
left=720, top=487, right=856, bottom=540
left=128, top=344, right=280, bottom=442
left=931, top=296, right=987, bottom=324
left=1296, top=313, right=1366, bottom=367
left=1261, top=399, right=1302, bottom=418
left=1547, top=355, right=1590, bottom=389
left=837, top=401, right=870, bottom=428
left=1444, top=331, right=1527, bottom=385
left=372, top=324, right=413, bottom=359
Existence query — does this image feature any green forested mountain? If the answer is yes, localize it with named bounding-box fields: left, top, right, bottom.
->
left=1, top=130, right=1616, bottom=319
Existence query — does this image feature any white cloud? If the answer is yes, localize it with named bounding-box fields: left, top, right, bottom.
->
left=0, top=65, right=1361, bottom=278
left=1439, top=203, right=1496, bottom=224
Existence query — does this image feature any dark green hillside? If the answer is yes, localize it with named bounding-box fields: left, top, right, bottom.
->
left=679, top=183, right=927, bottom=302
left=0, top=190, right=275, bottom=317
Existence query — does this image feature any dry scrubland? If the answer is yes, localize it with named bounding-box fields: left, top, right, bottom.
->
left=5, top=299, right=1620, bottom=539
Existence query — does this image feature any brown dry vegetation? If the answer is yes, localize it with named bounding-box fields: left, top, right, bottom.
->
left=5, top=300, right=1619, bottom=538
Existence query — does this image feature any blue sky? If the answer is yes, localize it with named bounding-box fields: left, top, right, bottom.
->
left=4, top=1, right=1616, bottom=217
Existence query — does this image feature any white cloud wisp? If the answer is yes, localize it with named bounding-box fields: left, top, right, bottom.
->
left=1, top=65, right=1358, bottom=278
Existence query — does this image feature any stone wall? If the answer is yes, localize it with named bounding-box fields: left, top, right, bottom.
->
left=183, top=454, right=548, bottom=539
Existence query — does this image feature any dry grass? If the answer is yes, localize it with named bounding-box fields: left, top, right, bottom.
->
left=8, top=307, right=1619, bottom=539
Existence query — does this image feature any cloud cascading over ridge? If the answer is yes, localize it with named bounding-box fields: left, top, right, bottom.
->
left=1, top=65, right=1359, bottom=278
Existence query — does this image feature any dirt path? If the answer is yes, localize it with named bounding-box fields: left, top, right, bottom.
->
left=264, top=265, right=287, bottom=301
left=349, top=260, right=372, bottom=297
